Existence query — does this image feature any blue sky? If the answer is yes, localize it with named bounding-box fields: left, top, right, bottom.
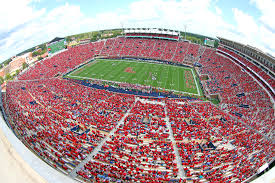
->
left=0, top=0, right=274, bottom=62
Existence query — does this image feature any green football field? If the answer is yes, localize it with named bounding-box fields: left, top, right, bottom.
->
left=66, top=59, right=201, bottom=95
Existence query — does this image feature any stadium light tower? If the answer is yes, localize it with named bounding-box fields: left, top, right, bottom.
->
left=184, top=25, right=187, bottom=40
left=120, top=22, right=124, bottom=35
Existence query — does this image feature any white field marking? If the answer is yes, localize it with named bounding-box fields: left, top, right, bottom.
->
left=98, top=58, right=190, bottom=69
left=68, top=75, right=200, bottom=96
left=68, top=59, right=201, bottom=96
left=82, top=59, right=191, bottom=76
left=177, top=68, right=180, bottom=92
left=191, top=68, right=200, bottom=96
left=67, top=60, right=98, bottom=77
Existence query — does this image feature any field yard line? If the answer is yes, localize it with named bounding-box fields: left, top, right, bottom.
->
left=177, top=68, right=180, bottom=91
left=155, top=64, right=162, bottom=87
left=103, top=61, right=122, bottom=79
left=113, top=61, right=128, bottom=81
left=171, top=66, right=174, bottom=90
left=136, top=62, right=148, bottom=85
left=68, top=60, right=96, bottom=77
left=68, top=75, right=200, bottom=96
left=165, top=66, right=170, bottom=89
left=68, top=59, right=201, bottom=96
left=146, top=68, right=152, bottom=86
left=97, top=60, right=112, bottom=77
left=101, top=60, right=120, bottom=77
left=127, top=62, right=141, bottom=84
left=101, top=59, right=189, bottom=69
left=191, top=68, right=200, bottom=96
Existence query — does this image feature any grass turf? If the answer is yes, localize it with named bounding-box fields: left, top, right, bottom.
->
left=66, top=59, right=201, bottom=95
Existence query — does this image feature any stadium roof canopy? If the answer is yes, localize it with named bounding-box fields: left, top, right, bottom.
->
left=124, top=28, right=180, bottom=36
left=217, top=37, right=275, bottom=65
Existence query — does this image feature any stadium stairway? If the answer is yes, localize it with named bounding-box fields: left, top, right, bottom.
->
left=68, top=98, right=137, bottom=178
left=164, top=103, right=185, bottom=179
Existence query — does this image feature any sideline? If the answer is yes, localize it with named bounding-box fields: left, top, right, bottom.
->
left=67, top=59, right=201, bottom=96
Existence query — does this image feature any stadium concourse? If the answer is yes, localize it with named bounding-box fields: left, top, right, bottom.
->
left=1, top=30, right=274, bottom=183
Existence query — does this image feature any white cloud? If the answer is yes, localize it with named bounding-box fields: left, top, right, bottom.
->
left=0, top=0, right=274, bottom=61
left=258, top=25, right=275, bottom=53
left=215, top=6, right=222, bottom=15
left=232, top=8, right=259, bottom=38
left=228, top=8, right=275, bottom=55
left=0, top=0, right=45, bottom=32
left=0, top=2, right=89, bottom=60
left=250, top=0, right=275, bottom=30
left=129, top=0, right=160, bottom=21
left=122, top=0, right=232, bottom=38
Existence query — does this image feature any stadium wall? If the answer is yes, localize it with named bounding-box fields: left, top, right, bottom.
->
left=0, top=97, right=77, bottom=183
left=251, top=166, right=275, bottom=183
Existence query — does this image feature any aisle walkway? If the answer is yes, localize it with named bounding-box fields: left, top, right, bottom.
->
left=164, top=104, right=185, bottom=179
left=68, top=101, right=136, bottom=178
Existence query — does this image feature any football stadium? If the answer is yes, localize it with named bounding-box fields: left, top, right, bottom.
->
left=0, top=26, right=274, bottom=183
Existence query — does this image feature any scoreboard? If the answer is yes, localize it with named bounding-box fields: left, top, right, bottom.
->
left=204, top=38, right=215, bottom=47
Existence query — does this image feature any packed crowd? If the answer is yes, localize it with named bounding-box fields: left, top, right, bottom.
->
left=18, top=37, right=204, bottom=81
left=218, top=46, right=275, bottom=89
left=3, top=35, right=274, bottom=182
left=5, top=78, right=135, bottom=173
left=4, top=78, right=274, bottom=182
left=198, top=49, right=274, bottom=138
left=18, top=41, right=104, bottom=80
